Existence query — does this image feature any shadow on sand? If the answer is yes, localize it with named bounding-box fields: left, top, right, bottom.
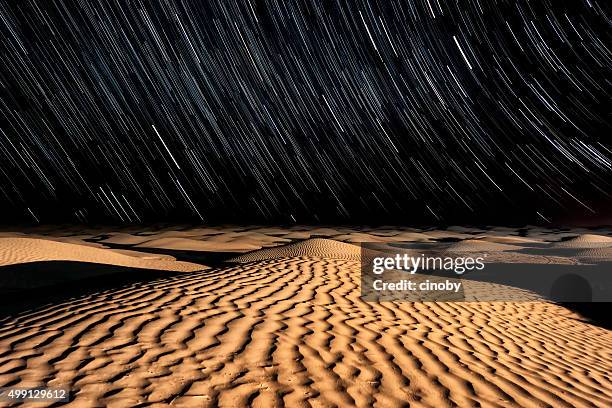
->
left=0, top=261, right=177, bottom=318
left=1, top=256, right=610, bottom=331
left=95, top=242, right=238, bottom=266
left=559, top=302, right=612, bottom=331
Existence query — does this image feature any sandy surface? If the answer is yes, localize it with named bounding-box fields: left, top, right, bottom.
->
left=551, top=234, right=612, bottom=248
left=0, top=238, right=207, bottom=291
left=0, top=238, right=206, bottom=272
left=443, top=239, right=523, bottom=252
left=0, top=227, right=611, bottom=407
left=229, top=238, right=361, bottom=263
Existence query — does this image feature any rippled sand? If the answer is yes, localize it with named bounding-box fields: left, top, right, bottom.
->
left=0, top=226, right=611, bottom=407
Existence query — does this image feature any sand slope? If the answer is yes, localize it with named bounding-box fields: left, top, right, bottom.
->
left=576, top=247, right=612, bottom=260
left=477, top=235, right=541, bottom=244
left=229, top=238, right=361, bottom=262
left=445, top=239, right=522, bottom=252
left=552, top=234, right=612, bottom=248
left=135, top=237, right=261, bottom=253
left=0, top=237, right=610, bottom=407
left=0, top=238, right=206, bottom=272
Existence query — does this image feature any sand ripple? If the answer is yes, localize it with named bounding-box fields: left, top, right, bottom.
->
left=0, top=255, right=610, bottom=407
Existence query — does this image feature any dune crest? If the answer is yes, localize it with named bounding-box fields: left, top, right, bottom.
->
left=0, top=237, right=206, bottom=272
left=135, top=236, right=261, bottom=252
left=552, top=234, right=612, bottom=248
left=445, top=239, right=522, bottom=252
left=576, top=247, right=612, bottom=260
left=477, top=235, right=541, bottom=244
left=229, top=238, right=361, bottom=262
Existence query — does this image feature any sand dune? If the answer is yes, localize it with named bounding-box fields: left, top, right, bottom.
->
left=0, top=238, right=205, bottom=272
left=0, top=232, right=27, bottom=237
left=136, top=237, right=261, bottom=253
left=128, top=232, right=292, bottom=252
left=477, top=235, right=541, bottom=244
left=392, top=231, right=435, bottom=241
left=100, top=233, right=153, bottom=245
left=477, top=252, right=580, bottom=264
left=282, top=230, right=313, bottom=240
left=281, top=227, right=351, bottom=240
left=0, top=229, right=611, bottom=407
left=333, top=231, right=434, bottom=243
left=332, top=232, right=398, bottom=243
left=576, top=247, right=612, bottom=260
left=0, top=238, right=610, bottom=407
left=47, top=237, right=109, bottom=248
left=0, top=232, right=110, bottom=249
left=229, top=238, right=361, bottom=262
left=203, top=231, right=292, bottom=247
left=445, top=239, right=522, bottom=252
left=107, top=248, right=178, bottom=260
left=423, top=230, right=475, bottom=240
left=552, top=234, right=612, bottom=248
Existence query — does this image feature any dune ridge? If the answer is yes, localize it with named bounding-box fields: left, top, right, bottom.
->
left=576, top=247, right=612, bottom=260
left=444, top=239, right=522, bottom=252
left=229, top=238, right=361, bottom=263
left=552, top=234, right=612, bottom=248
left=0, top=238, right=206, bottom=272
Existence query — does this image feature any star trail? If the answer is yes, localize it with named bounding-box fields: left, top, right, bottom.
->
left=0, top=0, right=610, bottom=225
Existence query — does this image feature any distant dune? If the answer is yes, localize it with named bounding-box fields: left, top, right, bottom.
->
left=445, top=239, right=522, bottom=252
left=477, top=235, right=541, bottom=244
left=100, top=232, right=152, bottom=245
left=0, top=237, right=206, bottom=272
left=135, top=236, right=261, bottom=252
left=552, top=234, right=612, bottom=248
left=576, top=247, right=612, bottom=260
left=229, top=238, right=361, bottom=262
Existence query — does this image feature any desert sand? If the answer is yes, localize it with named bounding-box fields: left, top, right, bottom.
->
left=0, top=226, right=611, bottom=407
left=551, top=234, right=612, bottom=248
left=0, top=238, right=205, bottom=272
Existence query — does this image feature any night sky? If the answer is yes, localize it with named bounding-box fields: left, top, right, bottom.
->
left=0, top=0, right=610, bottom=225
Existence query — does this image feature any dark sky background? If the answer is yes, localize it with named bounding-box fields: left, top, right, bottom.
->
left=0, top=0, right=610, bottom=225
